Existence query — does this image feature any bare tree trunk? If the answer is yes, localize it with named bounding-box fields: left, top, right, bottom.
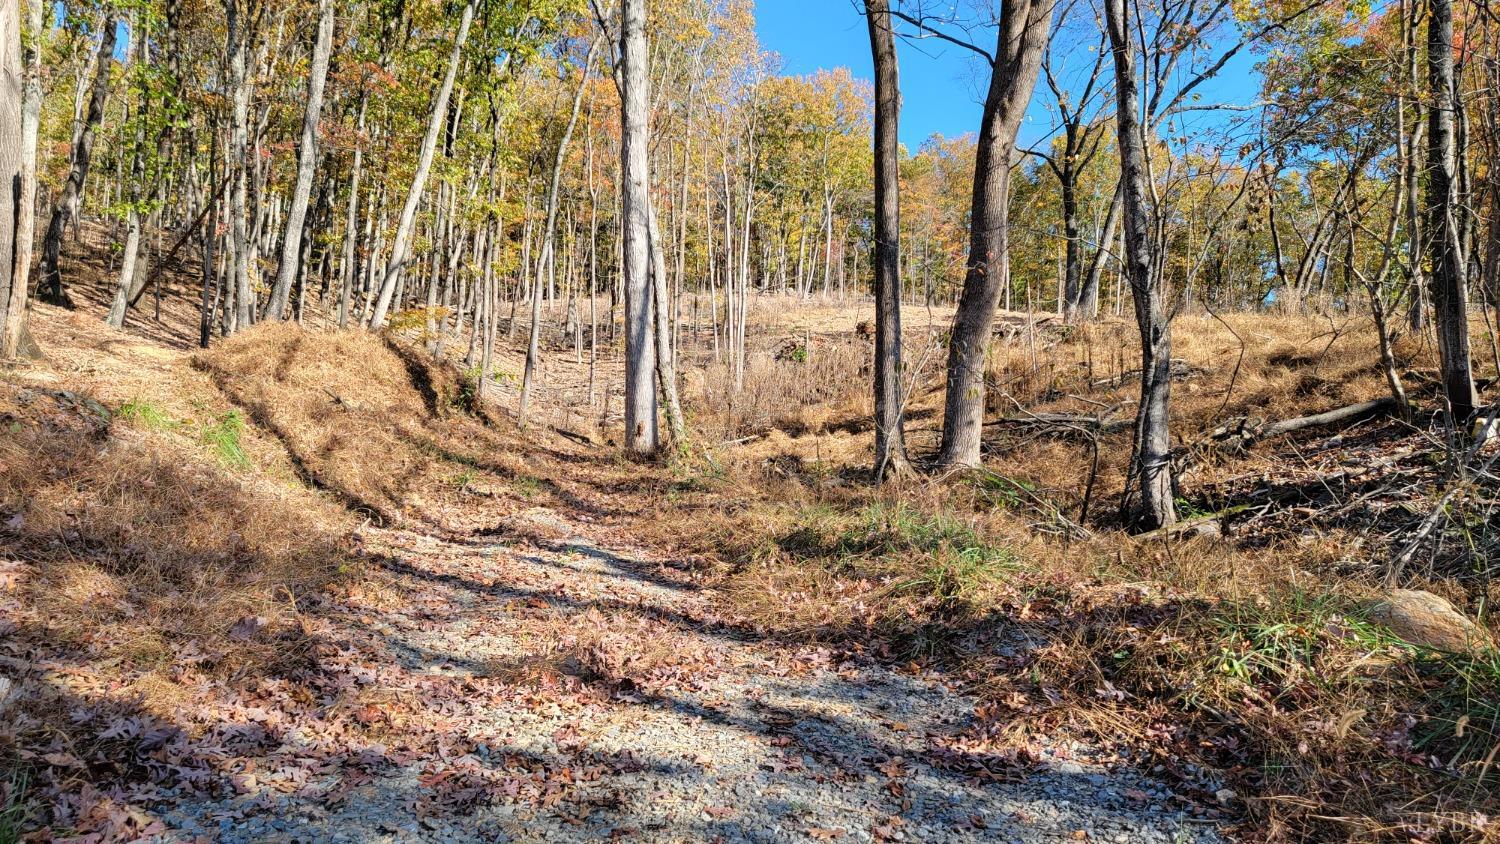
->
left=224, top=0, right=254, bottom=332
left=1106, top=0, right=1175, bottom=530
left=1425, top=0, right=1478, bottom=421
left=1059, top=171, right=1083, bottom=321
left=338, top=97, right=366, bottom=328
left=1079, top=186, right=1122, bottom=318
left=937, top=0, right=1055, bottom=468
left=268, top=0, right=333, bottom=320
left=38, top=14, right=116, bottom=305
left=521, top=37, right=597, bottom=426
left=648, top=203, right=686, bottom=446
left=618, top=0, right=658, bottom=454
left=199, top=134, right=220, bottom=348
left=865, top=0, right=909, bottom=480
left=0, top=0, right=19, bottom=346
left=1, top=0, right=40, bottom=358
left=368, top=0, right=474, bottom=330
left=106, top=20, right=150, bottom=330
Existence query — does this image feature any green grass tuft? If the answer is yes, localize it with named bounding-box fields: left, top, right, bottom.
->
left=512, top=475, right=542, bottom=500
left=0, top=765, right=29, bottom=844
left=118, top=398, right=177, bottom=431
left=201, top=411, right=250, bottom=469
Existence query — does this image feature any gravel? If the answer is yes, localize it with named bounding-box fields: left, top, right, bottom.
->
left=163, top=507, right=1228, bottom=844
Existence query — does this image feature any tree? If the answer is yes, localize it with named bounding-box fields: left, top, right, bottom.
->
left=368, top=0, right=476, bottom=330
left=1424, top=0, right=1478, bottom=421
left=1, top=0, right=19, bottom=349
left=223, top=0, right=255, bottom=332
left=1, top=0, right=40, bottom=359
left=865, top=0, right=909, bottom=479
left=1105, top=0, right=1174, bottom=529
left=1032, top=7, right=1110, bottom=322
left=614, top=0, right=657, bottom=454
left=268, top=0, right=335, bottom=321
left=924, top=0, right=1057, bottom=469
left=38, top=12, right=117, bottom=306
left=521, top=34, right=598, bottom=426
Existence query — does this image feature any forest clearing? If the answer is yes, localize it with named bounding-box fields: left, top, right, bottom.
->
left=2, top=0, right=1500, bottom=842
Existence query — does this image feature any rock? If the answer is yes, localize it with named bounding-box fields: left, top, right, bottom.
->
left=1370, top=590, right=1492, bottom=652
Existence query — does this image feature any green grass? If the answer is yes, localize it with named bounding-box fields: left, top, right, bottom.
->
left=512, top=475, right=542, bottom=500
left=774, top=501, right=1016, bottom=610
left=117, top=398, right=177, bottom=430
left=1418, top=647, right=1500, bottom=786
left=1207, top=592, right=1394, bottom=690
left=967, top=469, right=1037, bottom=510
left=0, top=766, right=29, bottom=844
left=451, top=468, right=478, bottom=491
left=201, top=411, right=250, bottom=469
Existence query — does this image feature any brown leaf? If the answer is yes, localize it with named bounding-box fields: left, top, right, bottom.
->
left=229, top=615, right=268, bottom=641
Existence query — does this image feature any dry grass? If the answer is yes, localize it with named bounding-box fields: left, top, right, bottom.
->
left=0, top=381, right=352, bottom=652
left=689, top=334, right=874, bottom=440
left=668, top=306, right=1500, bottom=841
left=698, top=489, right=1500, bottom=841
left=194, top=322, right=509, bottom=524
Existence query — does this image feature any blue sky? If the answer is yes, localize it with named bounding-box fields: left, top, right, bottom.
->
left=754, top=0, right=1266, bottom=153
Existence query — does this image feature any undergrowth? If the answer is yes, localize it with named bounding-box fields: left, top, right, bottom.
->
left=201, top=410, right=250, bottom=468
left=0, top=766, right=27, bottom=844
left=117, top=398, right=174, bottom=430
left=709, top=493, right=1500, bottom=840
left=719, top=500, right=1015, bottom=649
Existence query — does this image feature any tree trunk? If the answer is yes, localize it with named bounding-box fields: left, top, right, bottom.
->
left=224, top=0, right=254, bottom=332
left=106, top=21, right=151, bottom=330
left=368, top=0, right=474, bottom=330
left=1106, top=0, right=1175, bottom=530
left=937, top=0, right=1055, bottom=468
left=1078, top=184, right=1122, bottom=319
left=1424, top=0, right=1478, bottom=421
left=199, top=134, right=220, bottom=348
left=268, top=0, right=333, bottom=320
left=619, top=0, right=658, bottom=454
left=1059, top=166, right=1084, bottom=322
left=521, top=36, right=596, bottom=426
left=648, top=203, right=686, bottom=446
left=1, top=0, right=39, bottom=358
left=38, top=14, right=116, bottom=305
left=0, top=0, right=19, bottom=346
left=865, top=0, right=909, bottom=480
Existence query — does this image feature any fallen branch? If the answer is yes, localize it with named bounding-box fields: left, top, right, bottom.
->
left=1207, top=397, right=1398, bottom=447
left=985, top=413, right=1131, bottom=434
left=550, top=426, right=598, bottom=447
left=1137, top=503, right=1263, bottom=542
left=130, top=175, right=232, bottom=307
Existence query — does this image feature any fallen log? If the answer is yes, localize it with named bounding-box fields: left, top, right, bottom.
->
left=984, top=413, right=1131, bottom=434
left=1208, top=397, right=1398, bottom=446
left=1137, top=503, right=1260, bottom=542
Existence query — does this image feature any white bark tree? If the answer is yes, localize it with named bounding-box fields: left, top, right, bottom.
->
left=367, top=0, right=475, bottom=330
left=612, top=0, right=658, bottom=454
left=268, top=0, right=335, bottom=320
left=0, top=0, right=20, bottom=353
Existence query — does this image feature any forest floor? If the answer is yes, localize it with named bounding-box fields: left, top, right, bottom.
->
left=3, top=226, right=1500, bottom=842
left=1, top=279, right=1225, bottom=842
left=156, top=491, right=1227, bottom=844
